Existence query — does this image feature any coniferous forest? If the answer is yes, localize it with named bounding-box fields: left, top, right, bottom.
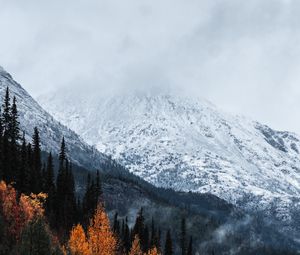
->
left=0, top=88, right=193, bottom=255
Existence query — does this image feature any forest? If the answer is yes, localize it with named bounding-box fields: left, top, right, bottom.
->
left=0, top=87, right=194, bottom=255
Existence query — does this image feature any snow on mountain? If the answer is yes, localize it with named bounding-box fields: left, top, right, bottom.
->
left=39, top=87, right=300, bottom=235
left=0, top=67, right=107, bottom=170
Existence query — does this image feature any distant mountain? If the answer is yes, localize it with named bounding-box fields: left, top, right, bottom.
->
left=0, top=66, right=107, bottom=170
left=39, top=88, right=300, bottom=242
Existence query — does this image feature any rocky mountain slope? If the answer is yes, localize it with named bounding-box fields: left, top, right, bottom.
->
left=0, top=66, right=107, bottom=170
left=39, top=88, right=300, bottom=242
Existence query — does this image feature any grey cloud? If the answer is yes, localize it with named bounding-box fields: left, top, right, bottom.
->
left=1, top=0, right=300, bottom=132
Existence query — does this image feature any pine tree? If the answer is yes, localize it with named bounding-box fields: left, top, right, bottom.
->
left=124, top=217, right=131, bottom=253
left=1, top=87, right=11, bottom=182
left=44, top=153, right=55, bottom=214
left=19, top=133, right=29, bottom=193
left=10, top=96, right=20, bottom=142
left=32, top=127, right=42, bottom=193
left=180, top=217, right=186, bottom=255
left=187, top=237, right=193, bottom=255
left=55, top=139, right=77, bottom=236
left=2, top=87, right=11, bottom=135
left=113, top=212, right=120, bottom=235
left=19, top=218, right=52, bottom=255
left=132, top=208, right=146, bottom=251
left=164, top=230, right=173, bottom=255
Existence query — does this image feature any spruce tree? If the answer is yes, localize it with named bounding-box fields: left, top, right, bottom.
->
left=19, top=218, right=52, bottom=255
left=187, top=237, right=193, bottom=255
left=55, top=138, right=76, bottom=235
left=44, top=153, right=55, bottom=214
left=180, top=217, right=187, bottom=255
left=10, top=96, right=20, bottom=142
left=2, top=87, right=11, bottom=135
left=164, top=230, right=173, bottom=255
left=124, top=217, right=131, bottom=253
left=1, top=88, right=11, bottom=182
left=113, top=212, right=120, bottom=235
left=19, top=133, right=28, bottom=193
left=32, top=127, right=42, bottom=193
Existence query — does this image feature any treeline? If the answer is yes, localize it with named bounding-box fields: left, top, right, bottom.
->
left=0, top=87, right=194, bottom=255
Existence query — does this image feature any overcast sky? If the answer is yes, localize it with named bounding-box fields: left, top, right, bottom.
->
left=1, top=0, right=300, bottom=133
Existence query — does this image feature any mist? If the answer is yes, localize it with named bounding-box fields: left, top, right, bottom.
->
left=1, top=0, right=300, bottom=132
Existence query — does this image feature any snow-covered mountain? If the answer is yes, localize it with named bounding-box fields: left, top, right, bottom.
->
left=0, top=66, right=107, bottom=170
left=39, top=87, right=300, bottom=235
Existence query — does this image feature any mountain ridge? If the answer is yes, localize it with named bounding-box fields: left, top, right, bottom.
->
left=39, top=86, right=300, bottom=241
left=0, top=66, right=108, bottom=170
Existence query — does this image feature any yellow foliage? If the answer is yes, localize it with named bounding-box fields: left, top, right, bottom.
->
left=68, top=224, right=90, bottom=255
left=19, top=192, right=47, bottom=222
left=129, top=235, right=143, bottom=255
left=87, top=204, right=117, bottom=255
left=146, top=247, right=160, bottom=255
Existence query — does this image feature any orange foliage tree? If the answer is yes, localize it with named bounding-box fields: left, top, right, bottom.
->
left=146, top=247, right=161, bottom=255
left=129, top=235, right=143, bottom=255
left=0, top=181, right=46, bottom=242
left=68, top=224, right=90, bottom=255
left=87, top=204, right=117, bottom=255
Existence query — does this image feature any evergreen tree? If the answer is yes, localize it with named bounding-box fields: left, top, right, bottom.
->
left=123, top=217, right=131, bottom=253
left=32, top=127, right=42, bottom=193
left=180, top=217, right=186, bottom=255
left=132, top=208, right=145, bottom=242
left=187, top=237, right=193, bottom=255
left=164, top=230, right=173, bottom=255
left=10, top=96, right=20, bottom=142
left=19, top=133, right=29, bottom=193
left=113, top=212, right=120, bottom=235
left=55, top=138, right=76, bottom=236
left=19, top=218, right=52, bottom=255
left=2, top=87, right=11, bottom=134
left=1, top=88, right=11, bottom=182
left=44, top=153, right=55, bottom=215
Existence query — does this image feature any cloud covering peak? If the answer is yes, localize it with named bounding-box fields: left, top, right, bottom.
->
left=1, top=0, right=300, bottom=132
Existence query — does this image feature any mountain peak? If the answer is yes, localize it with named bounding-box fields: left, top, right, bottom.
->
left=39, top=88, right=300, bottom=234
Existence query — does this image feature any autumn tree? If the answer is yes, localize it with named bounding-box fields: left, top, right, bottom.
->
left=68, top=224, right=90, bottom=255
left=87, top=204, right=117, bottom=255
left=129, top=235, right=143, bottom=255
left=147, top=247, right=160, bottom=255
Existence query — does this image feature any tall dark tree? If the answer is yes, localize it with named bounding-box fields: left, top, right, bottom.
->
left=180, top=217, right=187, bottom=255
left=123, top=217, right=131, bottom=253
left=1, top=87, right=11, bottom=181
left=55, top=138, right=76, bottom=236
left=2, top=87, right=11, bottom=134
left=113, top=212, right=120, bottom=235
left=19, top=133, right=29, bottom=193
left=32, top=127, right=42, bottom=193
left=9, top=96, right=20, bottom=142
left=164, top=229, right=173, bottom=255
left=187, top=236, right=193, bottom=255
left=19, top=218, right=53, bottom=255
left=44, top=153, right=55, bottom=214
